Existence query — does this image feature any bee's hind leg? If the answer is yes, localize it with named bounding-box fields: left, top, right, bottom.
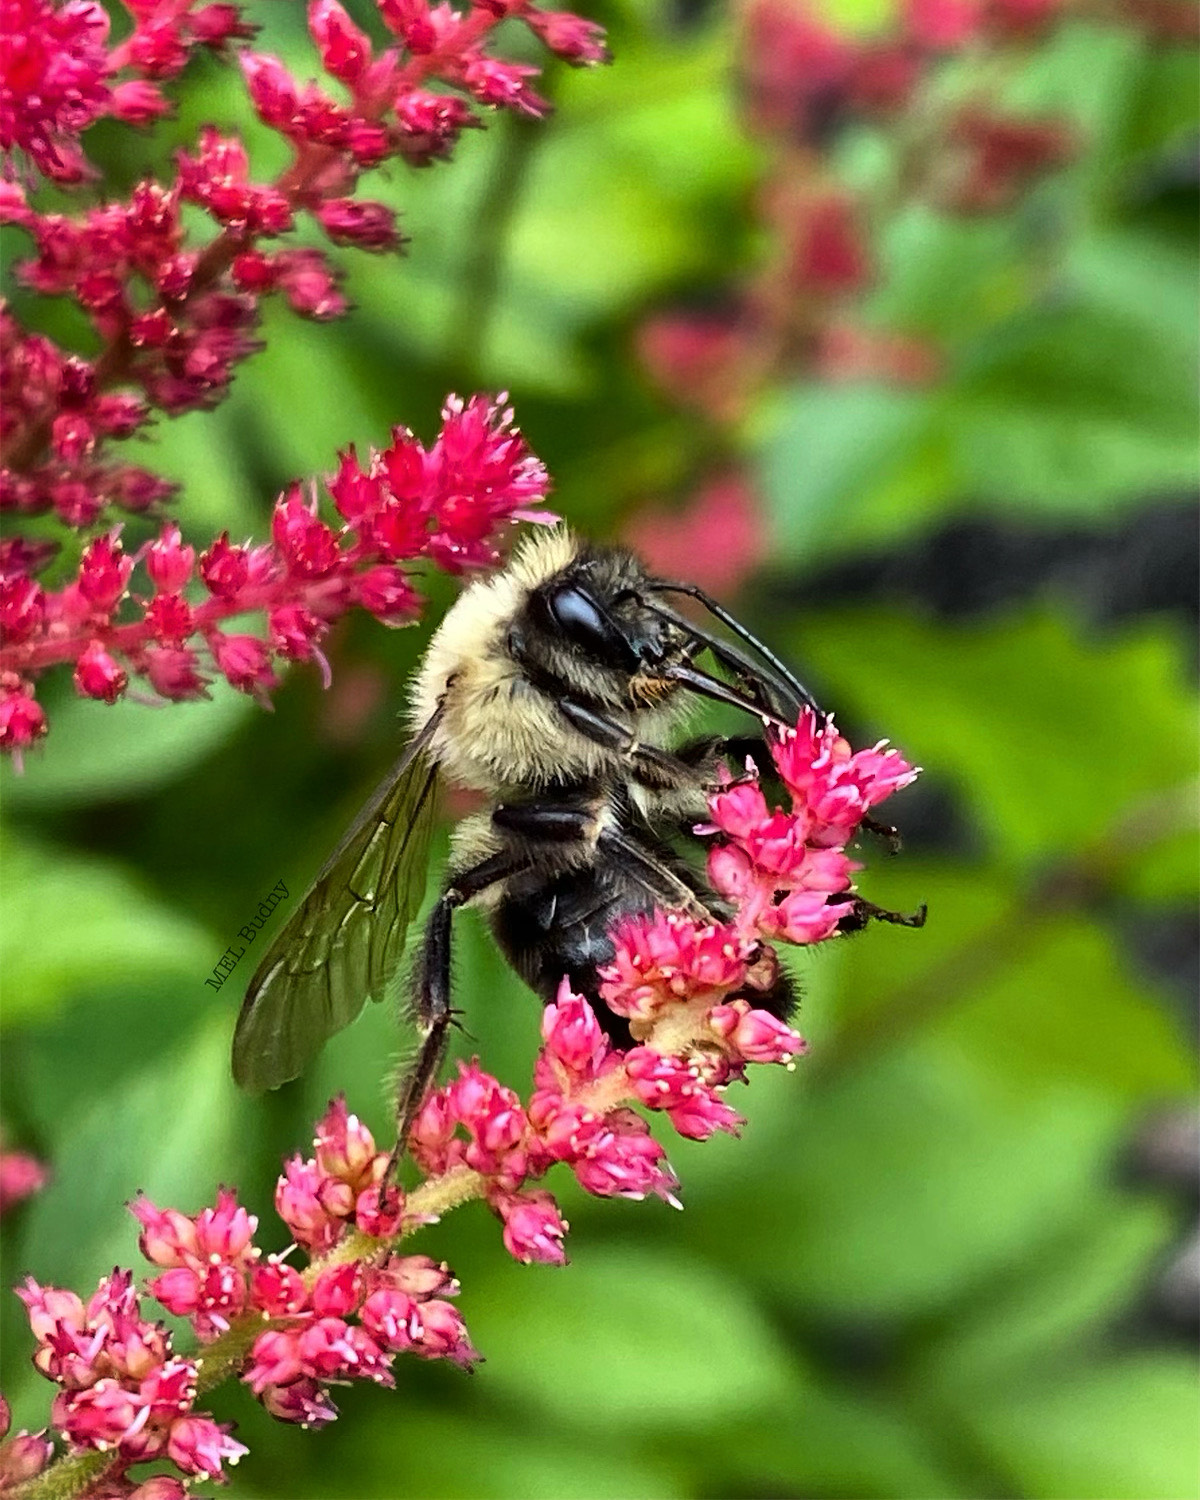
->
left=387, top=849, right=529, bottom=1178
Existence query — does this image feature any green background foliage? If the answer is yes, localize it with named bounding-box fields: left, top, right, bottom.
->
left=1, top=1, right=1197, bottom=1496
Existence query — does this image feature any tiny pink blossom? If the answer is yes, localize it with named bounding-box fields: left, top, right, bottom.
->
left=491, top=1187, right=568, bottom=1265
left=708, top=1001, right=807, bottom=1065
left=0, top=1147, right=48, bottom=1213
left=164, top=1414, right=247, bottom=1479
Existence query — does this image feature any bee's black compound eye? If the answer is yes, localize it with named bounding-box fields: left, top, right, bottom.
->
left=538, top=584, right=639, bottom=669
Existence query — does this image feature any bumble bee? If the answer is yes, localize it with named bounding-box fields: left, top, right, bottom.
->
left=232, top=528, right=823, bottom=1129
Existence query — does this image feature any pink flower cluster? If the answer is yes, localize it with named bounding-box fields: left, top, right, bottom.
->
left=638, top=0, right=1187, bottom=424
left=1, top=0, right=606, bottom=487
left=14, top=1268, right=247, bottom=1488
left=6, top=1102, right=476, bottom=1494
left=1, top=0, right=604, bottom=764
left=702, top=709, right=919, bottom=944
left=401, top=709, right=918, bottom=1264
left=3, top=709, right=921, bottom=1493
left=0, top=0, right=251, bottom=185
left=0, top=392, right=552, bottom=759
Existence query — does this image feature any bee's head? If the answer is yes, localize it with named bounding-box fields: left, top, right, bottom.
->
left=505, top=531, right=814, bottom=730
left=514, top=546, right=690, bottom=709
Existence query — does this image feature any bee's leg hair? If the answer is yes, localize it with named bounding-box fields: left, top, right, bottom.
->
left=389, top=849, right=530, bottom=1176
left=556, top=698, right=703, bottom=791
left=839, top=897, right=928, bottom=935
left=596, top=828, right=712, bottom=919
left=861, top=814, right=904, bottom=853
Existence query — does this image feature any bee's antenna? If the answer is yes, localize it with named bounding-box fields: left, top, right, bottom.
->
left=648, top=580, right=821, bottom=718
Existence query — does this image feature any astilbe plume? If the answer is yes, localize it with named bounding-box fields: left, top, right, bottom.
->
left=631, top=0, right=1195, bottom=579
left=0, top=390, right=553, bottom=760
left=0, top=0, right=608, bottom=759
left=1, top=708, right=920, bottom=1496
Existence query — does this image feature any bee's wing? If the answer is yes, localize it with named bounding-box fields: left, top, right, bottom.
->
left=232, top=706, right=443, bottom=1093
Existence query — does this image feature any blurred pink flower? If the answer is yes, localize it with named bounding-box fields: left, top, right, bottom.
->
left=624, top=473, right=766, bottom=596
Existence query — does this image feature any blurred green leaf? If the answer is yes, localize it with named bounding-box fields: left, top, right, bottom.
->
left=832, top=862, right=1195, bottom=1100
left=915, top=1194, right=1178, bottom=1392
left=0, top=683, right=254, bottom=809
left=761, top=384, right=930, bottom=563
left=228, top=1401, right=686, bottom=1500
left=0, top=834, right=213, bottom=1022
left=476, top=1243, right=799, bottom=1430
left=961, top=1354, right=1200, bottom=1500
left=796, top=610, right=1199, bottom=863
left=689, top=1042, right=1131, bottom=1319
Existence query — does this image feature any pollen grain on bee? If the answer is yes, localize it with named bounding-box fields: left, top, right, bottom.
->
left=204, top=879, right=289, bottom=990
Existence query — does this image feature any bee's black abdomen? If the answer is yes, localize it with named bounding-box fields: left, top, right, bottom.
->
left=492, top=858, right=799, bottom=1042
left=492, top=864, right=657, bottom=1043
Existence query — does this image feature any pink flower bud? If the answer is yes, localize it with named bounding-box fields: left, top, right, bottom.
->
left=410, top=1299, right=480, bottom=1367
left=258, top=1377, right=338, bottom=1428
left=144, top=647, right=208, bottom=701
left=492, top=1188, right=568, bottom=1265
left=380, top=0, right=438, bottom=51
left=199, top=533, right=250, bottom=598
left=110, top=80, right=172, bottom=125
left=541, top=985, right=610, bottom=1078
left=244, top=1328, right=305, bottom=1394
left=275, top=248, right=345, bottom=318
left=77, top=533, right=131, bottom=611
left=240, top=53, right=300, bottom=128
left=0, top=1429, right=53, bottom=1486
left=146, top=524, right=195, bottom=594
left=209, top=632, right=278, bottom=694
left=1, top=687, right=48, bottom=756
left=309, top=0, right=373, bottom=84
left=525, top=8, right=610, bottom=64
left=165, top=1414, right=248, bottom=1479
left=0, top=576, right=46, bottom=645
left=272, top=488, right=341, bottom=577
left=708, top=1001, right=807, bottom=1065
left=315, top=198, right=400, bottom=251
left=73, top=642, right=127, bottom=703
left=249, top=1258, right=308, bottom=1317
